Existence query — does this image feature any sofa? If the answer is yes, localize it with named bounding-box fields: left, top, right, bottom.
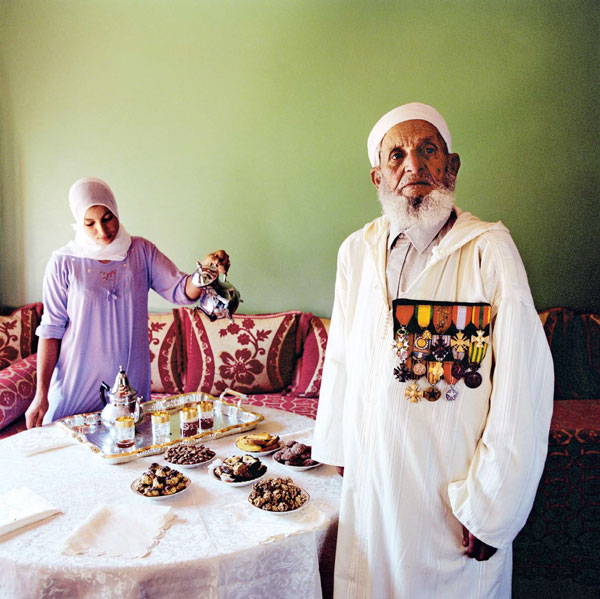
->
left=0, top=304, right=329, bottom=438
left=0, top=303, right=598, bottom=597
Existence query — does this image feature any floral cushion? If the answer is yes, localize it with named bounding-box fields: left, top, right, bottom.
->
left=0, top=303, right=42, bottom=370
left=290, top=316, right=330, bottom=397
left=147, top=312, right=183, bottom=394
left=235, top=393, right=319, bottom=420
left=175, top=308, right=301, bottom=396
left=0, top=354, right=37, bottom=430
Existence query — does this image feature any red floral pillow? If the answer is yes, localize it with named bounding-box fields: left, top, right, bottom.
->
left=0, top=353, right=37, bottom=430
left=175, top=308, right=301, bottom=396
left=0, top=304, right=42, bottom=370
left=147, top=312, right=183, bottom=394
left=289, top=316, right=330, bottom=397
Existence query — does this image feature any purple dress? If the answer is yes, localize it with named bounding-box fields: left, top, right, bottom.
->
left=36, top=237, right=194, bottom=423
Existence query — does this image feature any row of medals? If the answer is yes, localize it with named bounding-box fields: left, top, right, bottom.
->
left=392, top=304, right=490, bottom=403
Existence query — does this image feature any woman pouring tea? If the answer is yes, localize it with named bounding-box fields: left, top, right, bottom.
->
left=26, top=177, right=230, bottom=427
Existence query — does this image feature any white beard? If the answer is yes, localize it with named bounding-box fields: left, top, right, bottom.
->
left=377, top=178, right=455, bottom=230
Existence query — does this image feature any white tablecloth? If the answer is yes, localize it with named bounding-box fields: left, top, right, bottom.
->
left=0, top=407, right=341, bottom=599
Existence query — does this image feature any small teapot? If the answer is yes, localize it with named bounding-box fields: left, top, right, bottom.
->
left=99, top=365, right=143, bottom=428
left=191, top=263, right=241, bottom=321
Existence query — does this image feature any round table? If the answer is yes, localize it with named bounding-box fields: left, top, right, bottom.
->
left=0, top=407, right=341, bottom=599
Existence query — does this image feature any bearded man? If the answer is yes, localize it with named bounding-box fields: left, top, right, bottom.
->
left=312, top=103, right=554, bottom=598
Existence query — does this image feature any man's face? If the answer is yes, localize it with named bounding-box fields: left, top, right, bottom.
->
left=370, top=120, right=460, bottom=202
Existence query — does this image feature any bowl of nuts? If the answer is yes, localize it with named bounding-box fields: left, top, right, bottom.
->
left=163, top=443, right=216, bottom=468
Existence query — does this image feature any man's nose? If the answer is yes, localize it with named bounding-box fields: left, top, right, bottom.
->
left=404, top=150, right=425, bottom=174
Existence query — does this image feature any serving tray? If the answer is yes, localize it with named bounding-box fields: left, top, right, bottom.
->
left=56, top=392, right=264, bottom=464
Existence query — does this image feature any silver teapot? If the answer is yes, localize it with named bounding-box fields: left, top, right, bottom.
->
left=99, top=365, right=143, bottom=428
left=191, top=263, right=241, bottom=321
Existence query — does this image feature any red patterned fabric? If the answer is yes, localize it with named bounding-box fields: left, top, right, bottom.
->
left=175, top=309, right=301, bottom=396
left=147, top=312, right=183, bottom=394
left=0, top=303, right=42, bottom=370
left=290, top=316, right=330, bottom=397
left=0, top=354, right=37, bottom=430
left=229, top=393, right=319, bottom=420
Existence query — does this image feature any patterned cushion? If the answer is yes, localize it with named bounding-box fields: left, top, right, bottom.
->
left=539, top=307, right=600, bottom=400
left=0, top=354, right=37, bottom=430
left=232, top=393, right=319, bottom=420
left=147, top=312, right=183, bottom=394
left=289, top=316, right=330, bottom=397
left=175, top=308, right=301, bottom=396
left=0, top=303, right=42, bottom=370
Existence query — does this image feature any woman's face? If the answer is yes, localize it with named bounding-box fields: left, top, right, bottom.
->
left=83, top=205, right=119, bottom=245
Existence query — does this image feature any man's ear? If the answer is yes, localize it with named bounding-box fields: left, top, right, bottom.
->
left=448, top=153, right=461, bottom=177
left=370, top=167, right=382, bottom=188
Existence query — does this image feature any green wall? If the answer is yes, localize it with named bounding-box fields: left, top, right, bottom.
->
left=1, top=0, right=598, bottom=316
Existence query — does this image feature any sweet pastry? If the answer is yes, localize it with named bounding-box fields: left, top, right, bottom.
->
left=213, top=455, right=266, bottom=483
left=248, top=476, right=308, bottom=512
left=273, top=440, right=318, bottom=467
left=236, top=432, right=280, bottom=453
left=134, top=462, right=189, bottom=497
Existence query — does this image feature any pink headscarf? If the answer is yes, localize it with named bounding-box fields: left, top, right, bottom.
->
left=54, top=177, right=131, bottom=261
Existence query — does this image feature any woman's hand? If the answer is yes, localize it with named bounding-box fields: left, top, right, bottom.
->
left=201, top=250, right=230, bottom=276
left=25, top=392, right=49, bottom=428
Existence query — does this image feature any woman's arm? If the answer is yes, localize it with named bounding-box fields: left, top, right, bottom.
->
left=25, top=337, right=61, bottom=428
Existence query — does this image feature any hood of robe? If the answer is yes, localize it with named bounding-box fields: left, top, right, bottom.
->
left=362, top=207, right=507, bottom=261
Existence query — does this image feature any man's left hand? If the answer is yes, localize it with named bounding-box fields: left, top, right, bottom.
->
left=201, top=250, right=230, bottom=275
left=462, top=525, right=497, bottom=561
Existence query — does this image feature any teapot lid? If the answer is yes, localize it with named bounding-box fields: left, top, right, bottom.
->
left=110, top=365, right=137, bottom=399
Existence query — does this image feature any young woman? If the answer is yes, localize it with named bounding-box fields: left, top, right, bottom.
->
left=25, top=177, right=229, bottom=426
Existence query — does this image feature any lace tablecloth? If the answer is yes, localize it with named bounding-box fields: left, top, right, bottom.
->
left=0, top=407, right=341, bottom=599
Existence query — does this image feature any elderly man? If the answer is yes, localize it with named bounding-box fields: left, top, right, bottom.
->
left=312, top=103, right=554, bottom=598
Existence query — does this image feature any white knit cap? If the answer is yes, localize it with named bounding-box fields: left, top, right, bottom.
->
left=367, top=102, right=452, bottom=167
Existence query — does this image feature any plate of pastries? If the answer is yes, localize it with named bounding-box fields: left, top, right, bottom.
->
left=235, top=432, right=282, bottom=456
left=131, top=463, right=191, bottom=499
left=210, top=454, right=268, bottom=486
left=248, top=476, right=310, bottom=514
left=272, top=440, right=321, bottom=471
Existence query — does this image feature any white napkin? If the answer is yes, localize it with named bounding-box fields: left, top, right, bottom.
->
left=222, top=500, right=328, bottom=545
left=63, top=504, right=174, bottom=558
left=14, top=425, right=79, bottom=457
left=0, top=487, right=60, bottom=536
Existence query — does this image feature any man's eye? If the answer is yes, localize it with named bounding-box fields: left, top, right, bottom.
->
left=423, top=146, right=436, bottom=155
left=391, top=152, right=403, bottom=160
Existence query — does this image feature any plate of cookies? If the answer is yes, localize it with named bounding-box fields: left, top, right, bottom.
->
left=131, top=463, right=191, bottom=500
left=272, top=440, right=321, bottom=471
left=248, top=476, right=310, bottom=515
left=209, top=455, right=268, bottom=487
left=163, top=443, right=216, bottom=468
left=235, top=432, right=282, bottom=456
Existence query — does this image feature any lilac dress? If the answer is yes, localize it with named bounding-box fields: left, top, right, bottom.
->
left=36, top=237, right=194, bottom=423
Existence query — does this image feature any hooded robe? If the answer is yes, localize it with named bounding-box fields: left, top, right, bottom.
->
left=312, top=210, right=554, bottom=598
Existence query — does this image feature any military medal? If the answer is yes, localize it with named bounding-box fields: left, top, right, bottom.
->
left=412, top=359, right=427, bottom=377
left=424, top=386, right=441, bottom=402
left=392, top=304, right=416, bottom=383
left=443, top=361, right=459, bottom=401
left=405, top=382, right=423, bottom=403
left=463, top=306, right=491, bottom=390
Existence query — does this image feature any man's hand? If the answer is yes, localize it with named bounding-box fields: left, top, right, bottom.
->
left=201, top=250, right=230, bottom=276
left=462, top=525, right=497, bottom=561
left=25, top=392, right=49, bottom=429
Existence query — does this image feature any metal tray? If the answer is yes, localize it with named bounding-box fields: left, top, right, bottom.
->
left=56, top=392, right=264, bottom=464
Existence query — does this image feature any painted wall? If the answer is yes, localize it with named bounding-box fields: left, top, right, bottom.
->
left=1, top=0, right=598, bottom=316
